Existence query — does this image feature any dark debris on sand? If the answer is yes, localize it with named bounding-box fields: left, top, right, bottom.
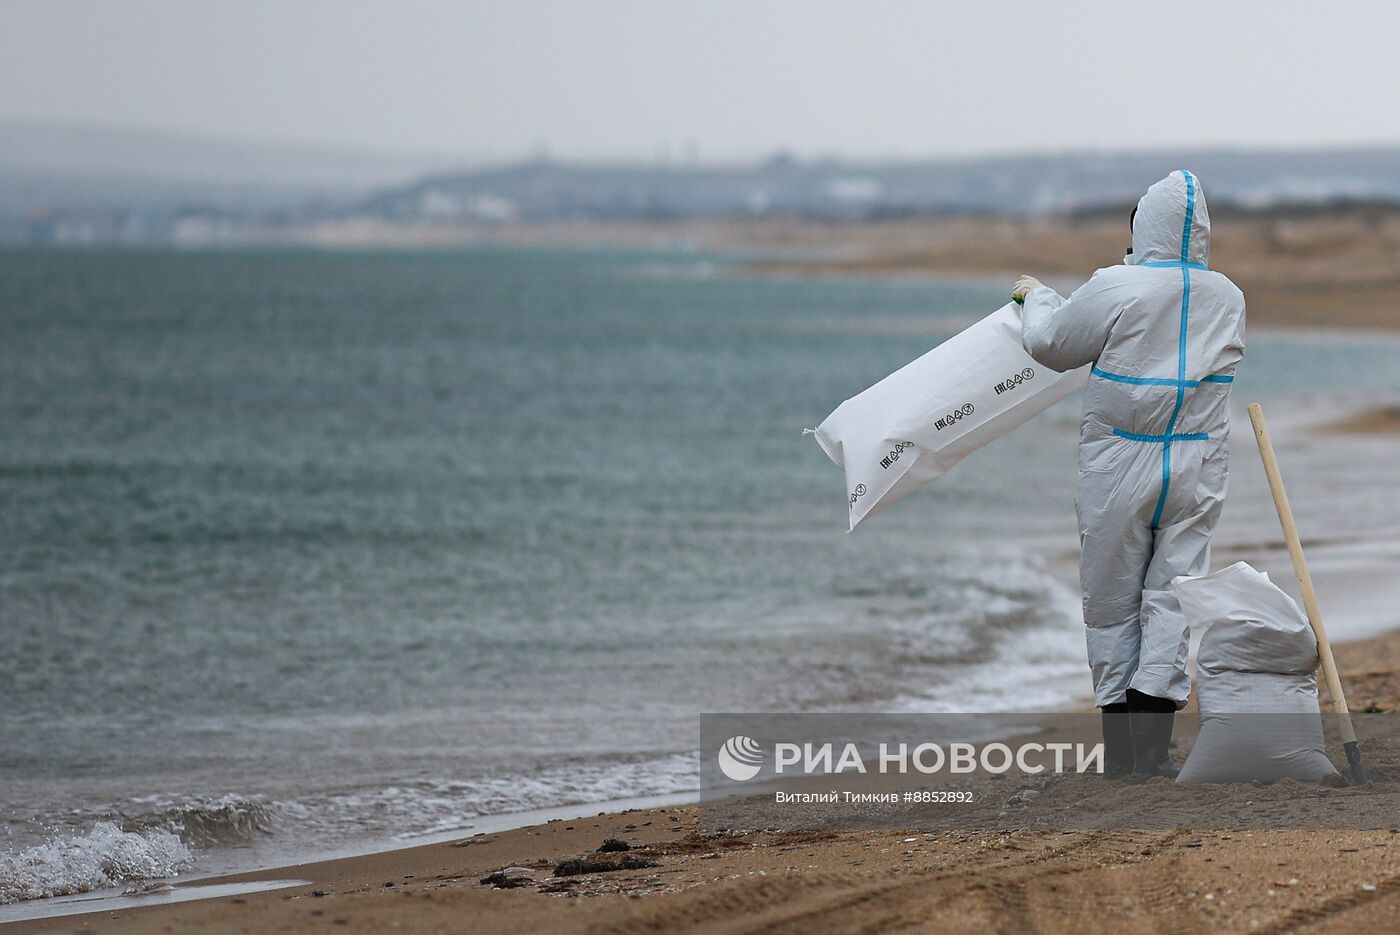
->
left=596, top=837, right=633, bottom=852
left=553, top=853, right=659, bottom=876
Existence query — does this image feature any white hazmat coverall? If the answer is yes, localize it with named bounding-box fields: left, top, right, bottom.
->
left=1019, top=170, right=1246, bottom=708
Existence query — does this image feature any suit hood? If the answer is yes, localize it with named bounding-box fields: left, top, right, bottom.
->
left=1127, top=170, right=1210, bottom=267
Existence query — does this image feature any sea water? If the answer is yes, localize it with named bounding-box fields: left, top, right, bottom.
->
left=2, top=247, right=1398, bottom=902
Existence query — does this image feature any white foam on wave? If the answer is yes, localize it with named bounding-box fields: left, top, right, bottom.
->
left=0, top=821, right=192, bottom=905
left=862, top=555, right=1089, bottom=714
left=0, top=754, right=697, bottom=904
left=308, top=752, right=700, bottom=841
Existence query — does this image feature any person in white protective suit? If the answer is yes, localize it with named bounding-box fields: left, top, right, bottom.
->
left=1011, top=170, right=1246, bottom=777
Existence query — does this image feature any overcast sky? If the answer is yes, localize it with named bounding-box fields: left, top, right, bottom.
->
left=3, top=0, right=1397, bottom=162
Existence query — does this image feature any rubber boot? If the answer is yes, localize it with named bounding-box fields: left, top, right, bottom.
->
left=1126, top=688, right=1180, bottom=778
left=1100, top=702, right=1133, bottom=778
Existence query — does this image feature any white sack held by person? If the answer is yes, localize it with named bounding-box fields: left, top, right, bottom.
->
left=1172, top=562, right=1338, bottom=784
left=1018, top=170, right=1245, bottom=779
left=810, top=302, right=1088, bottom=530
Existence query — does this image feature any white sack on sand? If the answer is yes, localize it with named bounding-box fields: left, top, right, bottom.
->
left=1174, top=562, right=1339, bottom=784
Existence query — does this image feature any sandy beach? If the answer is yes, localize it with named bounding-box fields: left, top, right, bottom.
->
left=737, top=209, right=1400, bottom=332
left=372, top=209, right=1400, bottom=332
left=13, top=623, right=1400, bottom=935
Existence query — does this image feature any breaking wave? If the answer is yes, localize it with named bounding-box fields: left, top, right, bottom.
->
left=0, top=795, right=277, bottom=905
left=0, top=822, right=192, bottom=905
left=125, top=794, right=278, bottom=847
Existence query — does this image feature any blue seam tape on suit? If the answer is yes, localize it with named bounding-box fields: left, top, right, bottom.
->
left=1142, top=260, right=1209, bottom=270
left=1178, top=172, right=1197, bottom=264
left=1092, top=366, right=1234, bottom=387
left=1112, top=428, right=1210, bottom=443
left=1100, top=171, right=1235, bottom=531
left=1149, top=169, right=1198, bottom=530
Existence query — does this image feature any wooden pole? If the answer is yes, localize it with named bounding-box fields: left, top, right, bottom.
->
left=1248, top=402, right=1364, bottom=780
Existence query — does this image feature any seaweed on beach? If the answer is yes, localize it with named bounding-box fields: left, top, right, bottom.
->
left=553, top=853, right=658, bottom=876
left=479, top=868, right=536, bottom=888
left=596, top=837, right=632, bottom=852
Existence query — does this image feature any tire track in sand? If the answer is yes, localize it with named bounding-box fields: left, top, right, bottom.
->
left=589, top=829, right=1188, bottom=935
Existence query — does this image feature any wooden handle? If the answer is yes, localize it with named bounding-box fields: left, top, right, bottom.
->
left=1248, top=403, right=1356, bottom=742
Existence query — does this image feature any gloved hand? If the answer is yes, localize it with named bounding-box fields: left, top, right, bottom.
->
left=1011, top=275, right=1045, bottom=304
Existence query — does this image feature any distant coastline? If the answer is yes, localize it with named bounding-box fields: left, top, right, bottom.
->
left=269, top=209, right=1400, bottom=333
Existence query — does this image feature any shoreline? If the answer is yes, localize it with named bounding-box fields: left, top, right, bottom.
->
left=0, top=792, right=698, bottom=927
left=9, top=624, right=1400, bottom=934
left=12, top=609, right=1400, bottom=933
left=283, top=215, right=1400, bottom=332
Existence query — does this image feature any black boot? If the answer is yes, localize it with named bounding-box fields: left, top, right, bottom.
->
left=1126, top=689, right=1180, bottom=778
left=1100, top=702, right=1132, bottom=778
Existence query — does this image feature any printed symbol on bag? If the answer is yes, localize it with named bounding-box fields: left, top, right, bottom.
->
left=934, top=403, right=975, bottom=431
left=849, top=483, right=868, bottom=505
left=994, top=367, right=1036, bottom=396
left=879, top=441, right=915, bottom=470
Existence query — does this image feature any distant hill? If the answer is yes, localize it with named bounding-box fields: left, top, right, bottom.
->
left=359, top=148, right=1400, bottom=223
left=8, top=125, right=1400, bottom=244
